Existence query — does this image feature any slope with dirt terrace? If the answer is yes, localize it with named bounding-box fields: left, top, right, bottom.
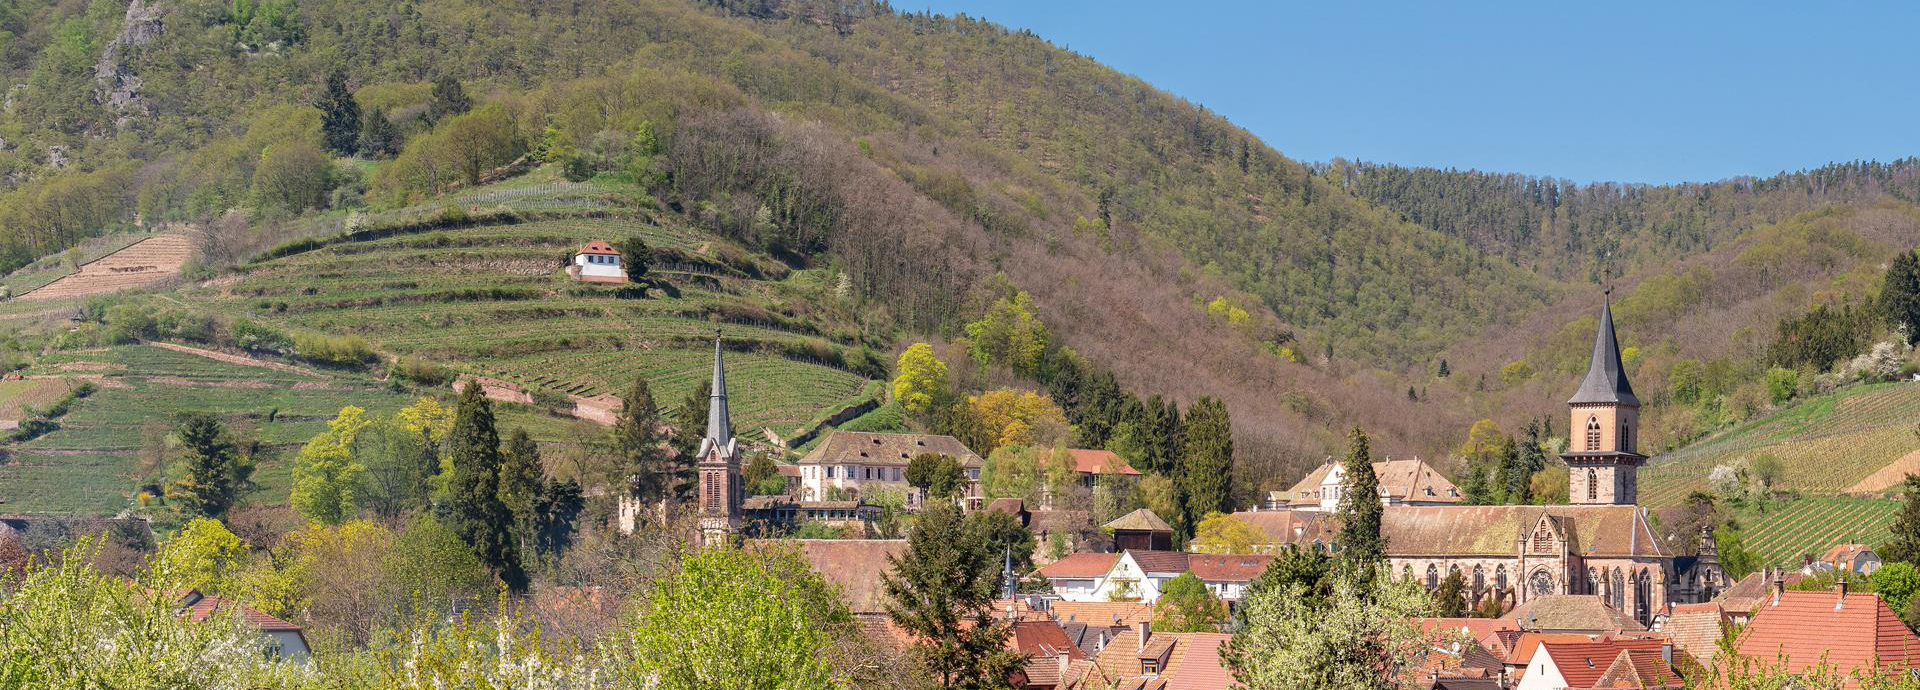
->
left=17, top=234, right=193, bottom=301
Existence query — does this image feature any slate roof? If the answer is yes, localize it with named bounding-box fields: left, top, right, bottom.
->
left=1569, top=300, right=1640, bottom=406
left=799, top=431, right=983, bottom=467
left=1735, top=590, right=1920, bottom=686
left=1508, top=595, right=1647, bottom=632
left=1104, top=509, right=1173, bottom=533
left=1539, top=639, right=1669, bottom=689
left=1037, top=552, right=1121, bottom=579
left=1381, top=505, right=1666, bottom=558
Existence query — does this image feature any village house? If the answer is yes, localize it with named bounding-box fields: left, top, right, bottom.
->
left=1263, top=456, right=1461, bottom=511
left=795, top=431, right=984, bottom=507
left=1513, top=638, right=1679, bottom=690
left=1805, top=543, right=1882, bottom=577
left=1050, top=550, right=1271, bottom=604
left=178, top=589, right=310, bottom=662
left=1087, top=624, right=1235, bottom=690
left=1106, top=509, right=1175, bottom=551
left=568, top=240, right=626, bottom=283
left=1731, top=575, right=1920, bottom=687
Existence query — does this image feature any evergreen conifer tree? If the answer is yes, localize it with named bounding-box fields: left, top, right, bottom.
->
left=1882, top=248, right=1920, bottom=344
left=445, top=382, right=527, bottom=592
left=428, top=75, right=472, bottom=124
left=1435, top=570, right=1469, bottom=617
left=316, top=69, right=361, bottom=155
left=1336, top=426, right=1385, bottom=587
left=498, top=428, right=543, bottom=558
left=359, top=106, right=400, bottom=158
left=1882, top=474, right=1920, bottom=565
left=882, top=502, right=1023, bottom=689
left=1176, top=397, right=1233, bottom=539
left=614, top=376, right=689, bottom=503
left=166, top=414, right=254, bottom=519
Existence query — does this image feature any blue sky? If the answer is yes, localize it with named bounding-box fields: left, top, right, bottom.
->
left=906, top=1, right=1919, bottom=184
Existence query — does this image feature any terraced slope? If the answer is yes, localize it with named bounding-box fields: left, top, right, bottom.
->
left=183, top=184, right=879, bottom=439
left=1737, top=496, right=1901, bottom=568
left=1638, top=381, right=1920, bottom=509
left=19, top=234, right=193, bottom=301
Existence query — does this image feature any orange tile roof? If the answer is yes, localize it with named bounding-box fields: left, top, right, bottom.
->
left=1822, top=543, right=1876, bottom=563
left=1509, top=632, right=1611, bottom=666
left=1011, top=620, right=1089, bottom=659
left=1414, top=616, right=1522, bottom=649
left=1066, top=449, right=1141, bottom=475
left=180, top=593, right=302, bottom=632
left=1186, top=554, right=1274, bottom=583
left=577, top=240, right=619, bottom=255
left=768, top=539, right=908, bottom=614
left=1051, top=601, right=1155, bottom=628
left=1735, top=590, right=1920, bottom=687
left=1038, top=552, right=1121, bottom=579
left=1162, top=633, right=1236, bottom=690
left=1662, top=603, right=1728, bottom=667
left=1593, top=648, right=1683, bottom=688
left=1540, top=639, right=1669, bottom=689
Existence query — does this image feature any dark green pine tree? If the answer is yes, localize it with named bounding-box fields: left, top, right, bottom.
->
left=1336, top=426, right=1385, bottom=587
left=497, top=428, right=543, bottom=559
left=1492, top=435, right=1528, bottom=505
left=616, top=376, right=688, bottom=503
left=1175, top=397, right=1233, bottom=537
left=166, top=413, right=254, bottom=519
left=359, top=106, right=401, bottom=158
left=1144, top=395, right=1183, bottom=476
left=316, top=69, right=361, bottom=155
left=1880, top=474, right=1920, bottom=565
left=1882, top=247, right=1920, bottom=345
left=446, top=382, right=527, bottom=592
left=1436, top=359, right=1451, bottom=378
left=428, top=75, right=472, bottom=124
left=882, top=502, right=1023, bottom=689
left=1236, top=543, right=1333, bottom=627
left=668, top=379, right=710, bottom=465
left=1435, top=569, right=1469, bottom=617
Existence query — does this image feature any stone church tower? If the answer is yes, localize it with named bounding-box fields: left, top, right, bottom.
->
left=696, top=333, right=743, bottom=544
left=1562, top=298, right=1646, bottom=505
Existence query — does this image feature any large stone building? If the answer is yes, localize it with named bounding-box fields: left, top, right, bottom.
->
left=794, top=431, right=984, bottom=507
left=1250, top=300, right=1727, bottom=625
left=1263, top=456, right=1462, bottom=511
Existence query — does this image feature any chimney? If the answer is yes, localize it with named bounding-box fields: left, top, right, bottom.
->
left=1057, top=652, right=1070, bottom=681
left=1770, top=567, right=1785, bottom=607
left=1837, top=570, right=1850, bottom=601
left=1136, top=621, right=1151, bottom=653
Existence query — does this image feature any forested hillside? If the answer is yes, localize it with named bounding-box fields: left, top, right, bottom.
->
left=0, top=0, right=1916, bottom=499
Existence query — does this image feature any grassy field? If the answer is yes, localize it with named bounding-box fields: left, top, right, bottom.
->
left=183, top=177, right=880, bottom=439
left=1639, top=381, right=1920, bottom=509
left=1735, top=495, right=1902, bottom=568
left=0, top=378, right=79, bottom=420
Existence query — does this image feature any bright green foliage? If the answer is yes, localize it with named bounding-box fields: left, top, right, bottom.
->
left=497, top=428, right=544, bottom=555
left=1154, top=572, right=1227, bottom=633
left=150, top=517, right=249, bottom=595
left=0, top=541, right=310, bottom=689
left=617, top=545, right=853, bottom=690
left=1336, top=426, right=1385, bottom=587
left=290, top=405, right=371, bottom=525
left=252, top=142, right=331, bottom=213
left=378, top=514, right=496, bottom=614
left=906, top=453, right=966, bottom=499
left=743, top=452, right=784, bottom=496
left=1883, top=248, right=1920, bottom=345
left=1191, top=512, right=1263, bottom=554
left=1177, top=397, right=1233, bottom=537
left=445, top=382, right=527, bottom=592
left=370, top=607, right=601, bottom=690
left=317, top=69, right=361, bottom=155
left=1222, top=569, right=1432, bottom=690
left=1765, top=367, right=1800, bottom=405
left=1237, top=544, right=1334, bottom=628
left=166, top=413, right=254, bottom=519
left=883, top=502, right=1023, bottom=690
left=964, top=291, right=1049, bottom=376
left=893, top=343, right=950, bottom=415
left=1870, top=562, right=1920, bottom=616
left=1714, top=524, right=1760, bottom=581
left=1500, top=359, right=1533, bottom=384
left=1883, top=474, right=1920, bottom=566
left=1670, top=359, right=1706, bottom=405
left=981, top=446, right=1039, bottom=502
left=376, top=103, right=523, bottom=201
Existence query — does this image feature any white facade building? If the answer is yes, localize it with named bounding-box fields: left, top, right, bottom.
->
left=571, top=240, right=626, bottom=283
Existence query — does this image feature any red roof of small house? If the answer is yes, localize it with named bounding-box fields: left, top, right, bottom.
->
left=1066, top=449, right=1141, bottom=476
left=1037, top=552, right=1121, bottom=579
left=1186, top=554, right=1274, bottom=583
left=1010, top=620, right=1089, bottom=660
left=577, top=240, right=620, bottom=256
left=1593, top=648, right=1684, bottom=688
left=180, top=592, right=302, bottom=632
left=1735, top=589, right=1920, bottom=686
left=1822, top=543, right=1876, bottom=562
left=1538, top=639, right=1669, bottom=689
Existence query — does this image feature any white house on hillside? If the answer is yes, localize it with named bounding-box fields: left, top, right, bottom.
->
left=1041, top=550, right=1273, bottom=604
left=571, top=240, right=626, bottom=283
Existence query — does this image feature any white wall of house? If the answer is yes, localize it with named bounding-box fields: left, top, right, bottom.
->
left=1049, top=577, right=1103, bottom=602
left=574, top=252, right=624, bottom=279
left=1514, top=646, right=1569, bottom=690
left=267, top=630, right=310, bottom=662
left=1090, top=553, right=1164, bottom=603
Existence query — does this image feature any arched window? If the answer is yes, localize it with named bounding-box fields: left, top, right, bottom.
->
left=1587, top=567, right=1598, bottom=595
left=1402, top=564, right=1413, bottom=582
left=1472, top=566, right=1486, bottom=604
left=1585, top=416, right=1602, bottom=451
left=1587, top=469, right=1599, bottom=501
left=1634, top=570, right=1652, bottom=625
left=1620, top=423, right=1631, bottom=452
left=1426, top=565, right=1439, bottom=591
left=1611, top=569, right=1626, bottom=611
left=1496, top=565, right=1508, bottom=594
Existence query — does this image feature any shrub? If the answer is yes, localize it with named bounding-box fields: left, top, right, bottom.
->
left=294, top=332, right=375, bottom=366
left=231, top=319, right=293, bottom=354
left=252, top=142, right=332, bottom=213
left=1764, top=367, right=1798, bottom=405
left=391, top=356, right=452, bottom=386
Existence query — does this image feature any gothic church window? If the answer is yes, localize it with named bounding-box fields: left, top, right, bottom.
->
left=1585, top=416, right=1601, bottom=451
left=1587, top=469, right=1598, bottom=502
left=1426, top=565, right=1439, bottom=590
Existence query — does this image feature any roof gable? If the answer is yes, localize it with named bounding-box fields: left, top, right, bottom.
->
left=799, top=432, right=983, bottom=466
left=1105, top=509, right=1173, bottom=533
left=577, top=240, right=620, bottom=255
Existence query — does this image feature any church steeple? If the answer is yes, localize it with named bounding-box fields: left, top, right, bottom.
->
left=1568, top=296, right=1640, bottom=406
left=700, top=331, right=734, bottom=458
left=1563, top=294, right=1646, bottom=506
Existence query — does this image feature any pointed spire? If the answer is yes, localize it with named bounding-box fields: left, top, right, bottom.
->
left=1568, top=295, right=1640, bottom=406
left=701, top=330, right=734, bottom=458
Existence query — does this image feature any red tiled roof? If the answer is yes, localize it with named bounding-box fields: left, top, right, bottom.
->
left=1822, top=543, right=1876, bottom=562
left=1127, top=550, right=1190, bottom=575
left=1038, top=552, right=1121, bottom=579
left=1414, top=617, right=1521, bottom=649
left=1593, top=648, right=1683, bottom=688
left=1066, top=449, right=1141, bottom=475
left=1186, top=554, right=1274, bottom=583
left=1010, top=620, right=1089, bottom=660
left=1735, top=590, right=1920, bottom=686
left=1162, top=633, right=1236, bottom=690
left=1509, top=632, right=1610, bottom=666
left=1662, top=603, right=1728, bottom=666
left=1540, top=639, right=1668, bottom=689
left=1051, top=600, right=1155, bottom=627
left=761, top=539, right=907, bottom=614
left=181, top=593, right=302, bottom=632
left=578, top=240, right=619, bottom=255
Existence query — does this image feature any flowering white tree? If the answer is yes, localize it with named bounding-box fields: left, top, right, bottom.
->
left=1221, top=568, right=1432, bottom=690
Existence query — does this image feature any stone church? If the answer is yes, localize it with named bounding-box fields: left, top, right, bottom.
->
left=1261, top=300, right=1728, bottom=625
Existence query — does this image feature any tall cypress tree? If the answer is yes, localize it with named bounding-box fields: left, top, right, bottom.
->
left=1881, top=474, right=1920, bottom=565
left=1336, top=426, right=1385, bottom=587
left=497, top=428, right=543, bottom=559
left=316, top=69, right=361, bottom=155
left=615, top=376, right=688, bottom=503
left=1882, top=248, right=1920, bottom=344
left=1176, top=397, right=1233, bottom=538
left=446, top=382, right=527, bottom=592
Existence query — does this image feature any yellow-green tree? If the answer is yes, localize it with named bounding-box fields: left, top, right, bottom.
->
left=1154, top=572, right=1228, bottom=632
left=964, top=291, right=1049, bottom=376
left=149, top=517, right=249, bottom=595
left=966, top=387, right=1068, bottom=452
left=1191, top=512, right=1264, bottom=554
left=892, top=343, right=950, bottom=415
left=291, top=405, right=371, bottom=525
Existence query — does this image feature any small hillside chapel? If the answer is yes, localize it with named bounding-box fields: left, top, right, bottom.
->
left=1261, top=300, right=1728, bottom=625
